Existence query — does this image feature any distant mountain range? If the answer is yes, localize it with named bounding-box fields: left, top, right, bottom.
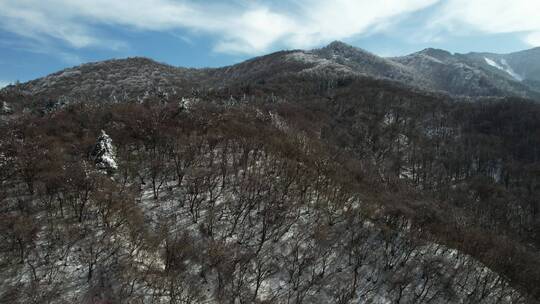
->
left=3, top=41, right=540, bottom=103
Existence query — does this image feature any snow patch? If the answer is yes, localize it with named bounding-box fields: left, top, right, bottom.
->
left=484, top=57, right=523, bottom=81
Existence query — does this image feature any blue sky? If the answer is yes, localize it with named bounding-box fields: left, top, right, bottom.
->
left=1, top=0, right=539, bottom=86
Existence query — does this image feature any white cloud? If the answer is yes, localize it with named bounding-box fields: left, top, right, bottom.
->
left=0, top=80, right=12, bottom=88
left=285, top=0, right=439, bottom=48
left=431, top=0, right=540, bottom=47
left=0, top=0, right=439, bottom=54
left=4, top=0, right=537, bottom=55
left=525, top=32, right=540, bottom=47
left=212, top=7, right=297, bottom=54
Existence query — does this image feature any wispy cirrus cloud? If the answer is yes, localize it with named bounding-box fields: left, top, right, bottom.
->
left=429, top=0, right=540, bottom=47
left=0, top=0, right=538, bottom=58
left=0, top=0, right=439, bottom=55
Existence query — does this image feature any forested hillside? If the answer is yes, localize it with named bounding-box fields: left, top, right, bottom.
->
left=2, top=43, right=540, bottom=303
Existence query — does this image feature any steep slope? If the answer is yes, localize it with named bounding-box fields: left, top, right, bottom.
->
left=0, top=100, right=534, bottom=303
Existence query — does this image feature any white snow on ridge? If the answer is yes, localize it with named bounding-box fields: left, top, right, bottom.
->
left=484, top=57, right=501, bottom=69
left=484, top=57, right=523, bottom=81
left=500, top=58, right=523, bottom=81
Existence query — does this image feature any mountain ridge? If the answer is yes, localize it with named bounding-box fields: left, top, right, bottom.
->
left=3, top=41, right=540, bottom=104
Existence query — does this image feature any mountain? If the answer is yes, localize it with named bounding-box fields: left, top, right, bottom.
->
left=392, top=48, right=540, bottom=98
left=311, top=41, right=422, bottom=83
left=2, top=42, right=540, bottom=303
left=3, top=41, right=540, bottom=106
left=10, top=57, right=206, bottom=102
left=464, top=47, right=540, bottom=92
